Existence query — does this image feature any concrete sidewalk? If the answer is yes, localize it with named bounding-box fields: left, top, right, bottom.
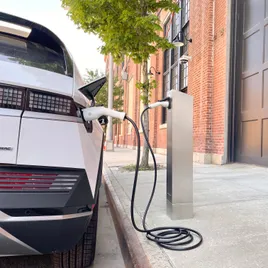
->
left=104, top=148, right=268, bottom=268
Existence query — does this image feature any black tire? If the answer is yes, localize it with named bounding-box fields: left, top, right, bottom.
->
left=52, top=196, right=99, bottom=268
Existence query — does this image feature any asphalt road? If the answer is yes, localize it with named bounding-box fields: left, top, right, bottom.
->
left=0, top=186, right=125, bottom=268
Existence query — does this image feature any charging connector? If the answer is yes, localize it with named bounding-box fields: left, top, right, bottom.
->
left=82, top=106, right=126, bottom=122
left=149, top=97, right=172, bottom=109
left=149, top=101, right=169, bottom=109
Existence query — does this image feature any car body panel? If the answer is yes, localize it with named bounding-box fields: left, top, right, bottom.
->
left=0, top=210, right=92, bottom=255
left=0, top=226, right=41, bottom=256
left=72, top=62, right=89, bottom=107
left=17, top=117, right=103, bottom=197
left=0, top=110, right=22, bottom=164
left=79, top=121, right=103, bottom=196
left=17, top=118, right=85, bottom=168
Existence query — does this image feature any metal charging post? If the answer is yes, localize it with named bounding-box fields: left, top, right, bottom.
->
left=166, top=90, right=193, bottom=220
left=106, top=54, right=114, bottom=151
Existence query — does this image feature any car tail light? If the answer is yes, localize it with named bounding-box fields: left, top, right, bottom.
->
left=0, top=85, right=24, bottom=109
left=0, top=172, right=80, bottom=193
left=26, top=90, right=77, bottom=116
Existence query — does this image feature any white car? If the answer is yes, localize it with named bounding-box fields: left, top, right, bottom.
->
left=0, top=12, right=105, bottom=268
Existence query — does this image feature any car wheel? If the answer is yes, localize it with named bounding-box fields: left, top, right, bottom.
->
left=52, top=195, right=99, bottom=268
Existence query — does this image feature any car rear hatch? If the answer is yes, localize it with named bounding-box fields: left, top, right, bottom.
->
left=0, top=81, right=96, bottom=202
left=0, top=79, right=105, bottom=207
left=0, top=75, right=106, bottom=165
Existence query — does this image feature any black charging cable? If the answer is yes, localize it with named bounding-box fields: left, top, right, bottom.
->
left=125, top=108, right=203, bottom=251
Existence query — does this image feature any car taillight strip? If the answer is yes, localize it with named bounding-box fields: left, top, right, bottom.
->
left=27, top=90, right=77, bottom=116
left=0, top=84, right=78, bottom=117
left=0, top=172, right=80, bottom=193
left=0, top=85, right=24, bottom=109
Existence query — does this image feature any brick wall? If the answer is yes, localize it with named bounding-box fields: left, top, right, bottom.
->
left=212, top=0, right=227, bottom=156
left=189, top=0, right=215, bottom=155
left=108, top=0, right=229, bottom=164
left=189, top=0, right=228, bottom=163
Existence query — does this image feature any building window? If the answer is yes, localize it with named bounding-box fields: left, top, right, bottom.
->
left=161, top=1, right=191, bottom=123
left=171, top=66, right=178, bottom=90
left=180, top=0, right=190, bottom=93
left=180, top=63, right=188, bottom=90
left=162, top=14, right=180, bottom=123
left=164, top=50, right=170, bottom=72
left=181, top=0, right=190, bottom=26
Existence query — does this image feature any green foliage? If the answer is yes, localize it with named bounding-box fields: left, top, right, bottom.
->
left=62, top=0, right=180, bottom=64
left=84, top=69, right=104, bottom=84
left=136, top=79, right=157, bottom=105
left=84, top=69, right=124, bottom=124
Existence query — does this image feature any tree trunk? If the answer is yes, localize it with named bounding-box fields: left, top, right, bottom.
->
left=140, top=61, right=150, bottom=169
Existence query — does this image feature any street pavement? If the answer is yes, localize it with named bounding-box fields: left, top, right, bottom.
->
left=104, top=148, right=268, bottom=268
left=0, top=186, right=124, bottom=268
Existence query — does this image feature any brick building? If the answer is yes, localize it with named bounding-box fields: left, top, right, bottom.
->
left=106, top=0, right=268, bottom=166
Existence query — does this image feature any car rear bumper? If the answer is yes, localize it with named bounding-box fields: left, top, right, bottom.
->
left=0, top=164, right=102, bottom=256
left=0, top=165, right=96, bottom=209
left=0, top=210, right=92, bottom=256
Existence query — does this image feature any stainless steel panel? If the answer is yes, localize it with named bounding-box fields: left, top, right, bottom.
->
left=166, top=90, right=193, bottom=220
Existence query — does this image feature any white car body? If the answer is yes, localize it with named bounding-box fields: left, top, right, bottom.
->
left=0, top=11, right=105, bottom=256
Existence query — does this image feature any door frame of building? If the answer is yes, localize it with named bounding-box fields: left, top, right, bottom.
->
left=227, top=0, right=243, bottom=163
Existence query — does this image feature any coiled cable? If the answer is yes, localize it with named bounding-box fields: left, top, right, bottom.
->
left=125, top=108, right=203, bottom=251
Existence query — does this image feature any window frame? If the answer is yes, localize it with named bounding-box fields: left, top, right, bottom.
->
left=162, top=14, right=180, bottom=124
left=161, top=1, right=191, bottom=123
left=179, top=0, right=190, bottom=93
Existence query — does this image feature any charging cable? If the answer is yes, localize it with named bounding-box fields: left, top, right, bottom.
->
left=82, top=99, right=203, bottom=251
left=126, top=104, right=203, bottom=251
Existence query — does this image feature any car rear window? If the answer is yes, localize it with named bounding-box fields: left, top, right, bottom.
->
left=0, top=34, right=66, bottom=75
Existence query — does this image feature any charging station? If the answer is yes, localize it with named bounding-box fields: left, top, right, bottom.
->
left=81, top=88, right=202, bottom=250
left=166, top=90, right=193, bottom=220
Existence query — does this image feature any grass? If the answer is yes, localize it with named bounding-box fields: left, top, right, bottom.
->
left=120, top=164, right=165, bottom=172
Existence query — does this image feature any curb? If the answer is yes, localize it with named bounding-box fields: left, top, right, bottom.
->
left=103, top=164, right=151, bottom=268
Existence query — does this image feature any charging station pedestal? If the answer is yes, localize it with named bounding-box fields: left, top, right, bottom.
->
left=166, top=90, right=193, bottom=220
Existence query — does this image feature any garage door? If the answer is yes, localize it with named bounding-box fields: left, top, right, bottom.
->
left=235, top=0, right=268, bottom=166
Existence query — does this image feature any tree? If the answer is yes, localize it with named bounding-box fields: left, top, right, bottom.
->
left=84, top=69, right=124, bottom=134
left=84, top=69, right=108, bottom=107
left=84, top=69, right=104, bottom=84
left=62, top=0, right=179, bottom=168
